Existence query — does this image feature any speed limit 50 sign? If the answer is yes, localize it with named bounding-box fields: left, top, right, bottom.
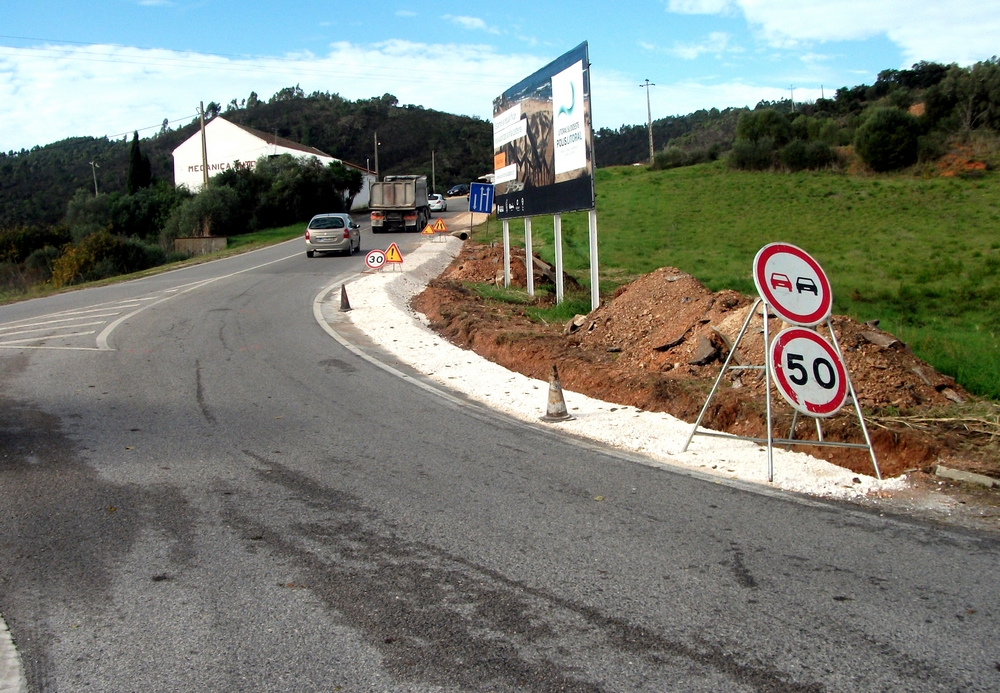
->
left=769, top=327, right=848, bottom=417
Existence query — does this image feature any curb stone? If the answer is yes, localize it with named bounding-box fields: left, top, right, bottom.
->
left=0, top=616, right=26, bottom=693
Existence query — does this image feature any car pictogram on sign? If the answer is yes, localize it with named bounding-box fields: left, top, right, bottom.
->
left=795, top=277, right=818, bottom=295
left=770, top=273, right=793, bottom=291
left=753, top=243, right=832, bottom=327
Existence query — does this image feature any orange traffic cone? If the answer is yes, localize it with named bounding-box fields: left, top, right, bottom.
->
left=540, top=364, right=573, bottom=422
left=339, top=284, right=352, bottom=312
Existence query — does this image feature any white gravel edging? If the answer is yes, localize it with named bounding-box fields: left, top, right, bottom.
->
left=0, top=616, right=26, bottom=693
left=344, top=237, right=907, bottom=500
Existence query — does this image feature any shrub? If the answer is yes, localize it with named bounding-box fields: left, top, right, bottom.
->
left=779, top=140, right=836, bottom=171
left=853, top=107, right=921, bottom=172
left=735, top=110, right=791, bottom=146
left=51, top=231, right=167, bottom=287
left=63, top=190, right=112, bottom=242
left=917, top=131, right=949, bottom=162
left=24, top=245, right=62, bottom=279
left=160, top=185, right=242, bottom=246
left=0, top=224, right=71, bottom=264
left=651, top=146, right=716, bottom=170
left=110, top=183, right=191, bottom=240
left=728, top=137, right=776, bottom=170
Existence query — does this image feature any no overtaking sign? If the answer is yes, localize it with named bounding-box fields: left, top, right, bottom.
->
left=753, top=243, right=832, bottom=326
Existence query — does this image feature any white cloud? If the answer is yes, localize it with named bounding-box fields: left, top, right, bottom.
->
left=666, top=0, right=1000, bottom=66
left=0, top=41, right=546, bottom=152
left=667, top=0, right=735, bottom=15
left=670, top=32, right=739, bottom=60
left=395, top=10, right=416, bottom=17
left=137, top=0, right=174, bottom=6
left=442, top=15, right=500, bottom=35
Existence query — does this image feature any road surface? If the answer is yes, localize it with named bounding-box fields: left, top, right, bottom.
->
left=0, top=212, right=997, bottom=692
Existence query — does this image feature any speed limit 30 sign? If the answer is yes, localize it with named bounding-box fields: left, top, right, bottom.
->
left=753, top=243, right=832, bottom=326
left=769, top=327, right=848, bottom=417
left=365, top=249, right=386, bottom=270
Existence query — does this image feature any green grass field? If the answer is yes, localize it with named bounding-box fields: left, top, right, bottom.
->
left=474, top=162, right=1000, bottom=399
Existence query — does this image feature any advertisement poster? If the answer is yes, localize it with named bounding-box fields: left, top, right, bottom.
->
left=492, top=42, right=595, bottom=219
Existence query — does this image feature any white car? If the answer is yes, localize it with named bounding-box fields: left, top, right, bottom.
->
left=428, top=194, right=447, bottom=212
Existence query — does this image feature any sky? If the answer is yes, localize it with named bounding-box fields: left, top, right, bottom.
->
left=1, top=1, right=998, bottom=154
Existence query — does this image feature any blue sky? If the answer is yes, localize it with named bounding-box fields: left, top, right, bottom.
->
left=1, top=1, right=997, bottom=153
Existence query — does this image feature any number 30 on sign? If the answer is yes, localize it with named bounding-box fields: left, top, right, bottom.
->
left=769, top=327, right=848, bottom=417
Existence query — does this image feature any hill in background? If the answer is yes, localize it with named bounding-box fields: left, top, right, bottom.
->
left=0, top=89, right=493, bottom=229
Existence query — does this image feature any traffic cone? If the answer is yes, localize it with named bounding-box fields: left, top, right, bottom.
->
left=339, top=283, right=352, bottom=312
left=540, top=364, right=574, bottom=422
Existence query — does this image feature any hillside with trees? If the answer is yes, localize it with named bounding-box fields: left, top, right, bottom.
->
left=595, top=58, right=1000, bottom=173
left=0, top=89, right=492, bottom=229
left=1, top=58, right=999, bottom=298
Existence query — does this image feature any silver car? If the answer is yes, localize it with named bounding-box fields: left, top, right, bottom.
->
left=305, top=213, right=361, bottom=257
left=428, top=193, right=447, bottom=212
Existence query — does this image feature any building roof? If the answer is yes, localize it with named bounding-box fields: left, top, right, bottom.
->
left=227, top=120, right=334, bottom=160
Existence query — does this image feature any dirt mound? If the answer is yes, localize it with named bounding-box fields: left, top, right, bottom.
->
left=413, top=242, right=987, bottom=479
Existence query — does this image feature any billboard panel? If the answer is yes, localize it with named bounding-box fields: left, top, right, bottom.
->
left=493, top=42, right=595, bottom=219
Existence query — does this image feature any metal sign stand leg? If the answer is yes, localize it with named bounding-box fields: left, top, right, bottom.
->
left=824, top=318, right=882, bottom=480
left=762, top=301, right=774, bottom=482
left=683, top=299, right=763, bottom=452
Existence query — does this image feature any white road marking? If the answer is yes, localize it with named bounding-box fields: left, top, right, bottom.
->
left=0, top=250, right=302, bottom=351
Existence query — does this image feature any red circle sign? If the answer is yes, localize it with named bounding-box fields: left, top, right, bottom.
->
left=365, top=249, right=386, bottom=269
left=769, top=327, right=848, bottom=418
left=753, top=243, right=832, bottom=326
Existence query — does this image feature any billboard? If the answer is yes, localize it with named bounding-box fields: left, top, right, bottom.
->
left=493, top=42, right=595, bottom=219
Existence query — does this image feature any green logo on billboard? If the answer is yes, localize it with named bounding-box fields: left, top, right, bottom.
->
left=557, top=81, right=576, bottom=118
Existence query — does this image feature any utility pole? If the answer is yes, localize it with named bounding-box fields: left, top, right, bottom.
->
left=199, top=101, right=209, bottom=189
left=431, top=150, right=436, bottom=193
left=373, top=131, right=380, bottom=181
left=89, top=161, right=99, bottom=197
left=640, top=79, right=655, bottom=164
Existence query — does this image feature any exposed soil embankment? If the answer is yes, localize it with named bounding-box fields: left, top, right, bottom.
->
left=413, top=242, right=996, bottom=481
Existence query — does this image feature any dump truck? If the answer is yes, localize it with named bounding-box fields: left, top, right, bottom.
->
left=369, top=175, right=430, bottom=233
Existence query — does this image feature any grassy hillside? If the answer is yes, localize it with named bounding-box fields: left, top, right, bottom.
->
left=476, top=163, right=1000, bottom=399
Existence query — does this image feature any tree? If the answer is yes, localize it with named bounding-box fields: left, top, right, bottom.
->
left=735, top=109, right=791, bottom=145
left=126, top=131, right=152, bottom=195
left=853, top=108, right=921, bottom=171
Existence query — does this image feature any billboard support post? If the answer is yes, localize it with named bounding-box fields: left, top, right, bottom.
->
left=588, top=209, right=599, bottom=310
left=524, top=217, right=534, bottom=296
left=553, top=214, right=564, bottom=304
left=502, top=220, right=511, bottom=288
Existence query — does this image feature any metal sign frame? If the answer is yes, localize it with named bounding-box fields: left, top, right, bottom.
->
left=682, top=298, right=881, bottom=482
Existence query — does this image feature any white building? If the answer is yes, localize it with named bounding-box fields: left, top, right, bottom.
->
left=171, top=117, right=375, bottom=209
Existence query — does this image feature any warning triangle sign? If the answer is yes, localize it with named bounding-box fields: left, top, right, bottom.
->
left=384, top=242, right=403, bottom=263
left=431, top=218, right=448, bottom=233
left=421, top=223, right=435, bottom=235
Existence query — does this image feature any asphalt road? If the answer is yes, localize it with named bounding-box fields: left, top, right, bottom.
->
left=1, top=210, right=998, bottom=692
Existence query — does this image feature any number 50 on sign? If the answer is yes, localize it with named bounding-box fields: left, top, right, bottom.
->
left=769, top=327, right=849, bottom=417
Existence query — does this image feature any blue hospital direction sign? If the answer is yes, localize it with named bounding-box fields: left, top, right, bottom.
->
left=469, top=183, right=495, bottom=214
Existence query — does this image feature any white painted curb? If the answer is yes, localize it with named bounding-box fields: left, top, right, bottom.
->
left=0, top=616, right=26, bottom=693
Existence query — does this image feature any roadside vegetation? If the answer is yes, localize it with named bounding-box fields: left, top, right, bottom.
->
left=473, top=162, right=1000, bottom=400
